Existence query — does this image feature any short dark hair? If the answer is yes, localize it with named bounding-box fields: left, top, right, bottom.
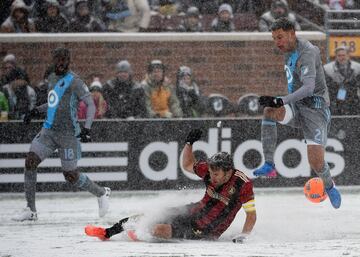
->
left=270, top=17, right=295, bottom=32
left=52, top=47, right=71, bottom=60
left=208, top=152, right=234, bottom=172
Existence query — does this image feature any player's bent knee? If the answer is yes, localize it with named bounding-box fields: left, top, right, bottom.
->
left=63, top=170, right=80, bottom=184
left=278, top=105, right=293, bottom=124
left=25, top=152, right=41, bottom=170
left=152, top=224, right=172, bottom=239
left=263, top=107, right=274, bottom=118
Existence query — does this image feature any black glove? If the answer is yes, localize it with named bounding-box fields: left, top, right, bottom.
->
left=78, top=127, right=91, bottom=143
left=185, top=129, right=202, bottom=145
left=23, top=108, right=40, bottom=124
left=259, top=96, right=284, bottom=108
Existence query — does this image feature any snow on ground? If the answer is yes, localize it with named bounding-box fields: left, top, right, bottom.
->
left=1, top=186, right=360, bottom=257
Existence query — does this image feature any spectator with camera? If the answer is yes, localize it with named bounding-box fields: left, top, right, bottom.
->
left=324, top=45, right=360, bottom=115
left=176, top=66, right=206, bottom=117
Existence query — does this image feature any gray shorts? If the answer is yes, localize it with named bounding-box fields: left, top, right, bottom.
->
left=279, top=102, right=331, bottom=146
left=30, top=128, right=81, bottom=170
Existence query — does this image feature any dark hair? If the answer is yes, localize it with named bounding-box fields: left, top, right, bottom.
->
left=208, top=152, right=234, bottom=172
left=270, top=17, right=295, bottom=32
left=52, top=47, right=71, bottom=60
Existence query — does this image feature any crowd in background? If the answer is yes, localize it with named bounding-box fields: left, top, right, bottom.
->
left=0, top=0, right=335, bottom=33
left=0, top=53, right=240, bottom=121
left=0, top=0, right=359, bottom=121
left=0, top=44, right=359, bottom=122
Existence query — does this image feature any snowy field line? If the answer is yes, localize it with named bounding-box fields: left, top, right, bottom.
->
left=1, top=187, right=360, bottom=257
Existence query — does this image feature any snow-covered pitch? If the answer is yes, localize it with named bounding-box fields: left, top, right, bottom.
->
left=1, top=187, right=359, bottom=257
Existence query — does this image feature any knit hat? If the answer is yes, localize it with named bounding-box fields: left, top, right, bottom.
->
left=116, top=60, right=132, bottom=73
left=218, top=4, right=233, bottom=17
left=186, top=6, right=200, bottom=17
left=89, top=79, right=102, bottom=91
left=3, top=54, right=16, bottom=64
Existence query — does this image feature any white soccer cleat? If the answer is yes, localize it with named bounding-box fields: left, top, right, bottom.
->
left=12, top=207, right=38, bottom=221
left=98, top=187, right=111, bottom=217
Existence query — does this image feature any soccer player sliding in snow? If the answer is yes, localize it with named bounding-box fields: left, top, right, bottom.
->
left=85, top=129, right=256, bottom=243
left=252, top=17, right=341, bottom=209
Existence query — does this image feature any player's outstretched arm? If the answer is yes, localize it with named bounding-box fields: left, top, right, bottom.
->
left=242, top=210, right=256, bottom=235
left=182, top=129, right=202, bottom=173
left=232, top=210, right=256, bottom=243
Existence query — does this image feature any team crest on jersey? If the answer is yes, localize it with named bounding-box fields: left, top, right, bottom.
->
left=48, top=90, right=59, bottom=108
left=192, top=229, right=202, bottom=236
left=228, top=187, right=235, bottom=195
left=284, top=65, right=293, bottom=84
left=207, top=187, right=229, bottom=205
left=301, top=65, right=309, bottom=76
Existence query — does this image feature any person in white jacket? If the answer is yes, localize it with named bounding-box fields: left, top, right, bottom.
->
left=106, top=0, right=151, bottom=32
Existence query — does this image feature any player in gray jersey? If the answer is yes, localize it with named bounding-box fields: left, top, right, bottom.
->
left=13, top=47, right=111, bottom=221
left=252, top=17, right=341, bottom=209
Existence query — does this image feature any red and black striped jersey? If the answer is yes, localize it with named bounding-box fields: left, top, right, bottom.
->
left=189, top=160, right=254, bottom=239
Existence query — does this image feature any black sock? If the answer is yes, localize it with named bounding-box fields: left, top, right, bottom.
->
left=105, top=217, right=129, bottom=238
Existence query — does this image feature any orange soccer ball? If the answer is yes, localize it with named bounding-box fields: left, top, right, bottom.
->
left=303, top=177, right=328, bottom=203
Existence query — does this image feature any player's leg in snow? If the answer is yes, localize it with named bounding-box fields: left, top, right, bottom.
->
left=85, top=217, right=130, bottom=240
left=253, top=119, right=278, bottom=177
left=12, top=152, right=41, bottom=221
left=63, top=170, right=110, bottom=217
left=316, top=162, right=341, bottom=209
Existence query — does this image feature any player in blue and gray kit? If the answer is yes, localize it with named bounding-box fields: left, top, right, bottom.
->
left=13, top=47, right=111, bottom=221
left=253, top=18, right=341, bottom=209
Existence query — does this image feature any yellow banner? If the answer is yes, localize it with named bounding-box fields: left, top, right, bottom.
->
left=329, top=36, right=360, bottom=57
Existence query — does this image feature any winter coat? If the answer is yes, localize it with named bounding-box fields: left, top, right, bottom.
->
left=1, top=0, right=36, bottom=33
left=106, top=0, right=151, bottom=32
left=35, top=13, right=69, bottom=32
left=211, top=18, right=235, bottom=32
left=103, top=78, right=145, bottom=118
left=324, top=60, right=360, bottom=115
left=258, top=0, right=301, bottom=32
left=176, top=81, right=206, bottom=117
left=3, top=82, right=36, bottom=120
left=78, top=92, right=108, bottom=119
left=141, top=76, right=183, bottom=118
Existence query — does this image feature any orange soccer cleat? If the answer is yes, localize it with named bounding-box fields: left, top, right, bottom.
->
left=85, top=225, right=109, bottom=241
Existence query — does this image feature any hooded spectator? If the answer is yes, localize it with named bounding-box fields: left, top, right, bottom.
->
left=1, top=0, right=36, bottom=33
left=57, top=0, right=76, bottom=20
left=35, top=0, right=69, bottom=32
left=258, top=0, right=301, bottom=32
left=176, top=66, right=206, bottom=117
left=0, top=54, right=30, bottom=89
left=141, top=60, right=182, bottom=118
left=69, top=0, right=106, bottom=32
left=211, top=4, right=235, bottom=32
left=177, top=6, right=203, bottom=32
left=78, top=78, right=108, bottom=119
left=2, top=68, right=36, bottom=120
